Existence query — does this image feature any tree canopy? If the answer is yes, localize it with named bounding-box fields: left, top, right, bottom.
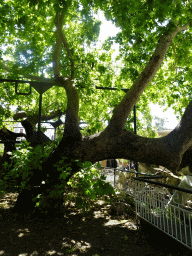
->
left=0, top=0, right=192, bottom=215
left=1, top=0, right=191, bottom=133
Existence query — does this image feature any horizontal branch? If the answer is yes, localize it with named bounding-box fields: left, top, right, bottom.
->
left=53, top=10, right=75, bottom=80
left=80, top=131, right=180, bottom=172
left=59, top=27, right=75, bottom=80
left=13, top=109, right=65, bottom=124
left=0, top=128, right=26, bottom=140
left=72, top=98, right=192, bottom=173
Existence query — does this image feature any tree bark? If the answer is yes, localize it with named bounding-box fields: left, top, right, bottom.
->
left=64, top=103, right=192, bottom=173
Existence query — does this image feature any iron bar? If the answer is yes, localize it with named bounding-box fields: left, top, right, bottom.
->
left=189, top=216, right=192, bottom=247
left=38, top=93, right=43, bottom=142
left=125, top=169, right=163, bottom=178
left=114, top=168, right=116, bottom=187
left=0, top=141, right=22, bottom=143
left=15, top=81, right=31, bottom=95
left=95, top=86, right=129, bottom=93
left=0, top=78, right=55, bottom=86
left=134, top=104, right=137, bottom=134
left=0, top=78, right=33, bottom=83
left=138, top=175, right=163, bottom=179
left=134, top=177, right=192, bottom=194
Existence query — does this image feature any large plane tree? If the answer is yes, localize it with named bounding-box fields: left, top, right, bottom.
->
left=0, top=0, right=192, bottom=215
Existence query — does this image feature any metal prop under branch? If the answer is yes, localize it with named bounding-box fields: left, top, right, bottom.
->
left=0, top=79, right=55, bottom=143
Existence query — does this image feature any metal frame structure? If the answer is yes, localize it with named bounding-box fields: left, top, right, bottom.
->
left=0, top=79, right=55, bottom=142
left=0, top=120, right=63, bottom=143
left=2, top=78, right=192, bottom=248
left=1, top=80, right=138, bottom=171
left=0, top=80, right=136, bottom=140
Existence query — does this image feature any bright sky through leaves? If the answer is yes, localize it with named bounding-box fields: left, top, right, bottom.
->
left=98, top=13, right=178, bottom=130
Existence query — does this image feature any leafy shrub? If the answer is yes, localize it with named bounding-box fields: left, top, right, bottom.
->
left=1, top=140, right=55, bottom=192
left=67, top=161, right=115, bottom=211
left=0, top=140, right=115, bottom=214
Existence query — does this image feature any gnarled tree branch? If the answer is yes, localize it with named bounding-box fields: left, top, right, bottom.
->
left=77, top=100, right=192, bottom=173
left=59, top=25, right=75, bottom=80
left=53, top=10, right=81, bottom=141
left=55, top=77, right=81, bottom=141
left=13, top=109, right=65, bottom=123
left=107, top=23, right=189, bottom=134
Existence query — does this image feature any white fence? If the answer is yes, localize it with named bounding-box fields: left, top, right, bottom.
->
left=100, top=168, right=192, bottom=249
left=127, top=178, right=192, bottom=249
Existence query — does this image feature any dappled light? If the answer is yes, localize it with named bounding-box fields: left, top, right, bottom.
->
left=0, top=192, right=190, bottom=256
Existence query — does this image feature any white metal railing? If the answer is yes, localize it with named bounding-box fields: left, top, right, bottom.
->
left=101, top=168, right=192, bottom=249
left=131, top=179, right=192, bottom=249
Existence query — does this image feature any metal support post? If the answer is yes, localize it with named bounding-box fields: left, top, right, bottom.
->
left=133, top=104, right=138, bottom=174
left=37, top=93, right=43, bottom=142
left=114, top=168, right=116, bottom=188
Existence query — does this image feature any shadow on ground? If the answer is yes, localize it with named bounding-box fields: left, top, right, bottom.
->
left=0, top=193, right=191, bottom=256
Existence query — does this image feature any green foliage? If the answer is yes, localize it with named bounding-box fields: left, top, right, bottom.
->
left=0, top=140, right=114, bottom=213
left=30, top=154, right=72, bottom=214
left=1, top=141, right=54, bottom=192
left=1, top=0, right=191, bottom=134
left=67, top=161, right=115, bottom=211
